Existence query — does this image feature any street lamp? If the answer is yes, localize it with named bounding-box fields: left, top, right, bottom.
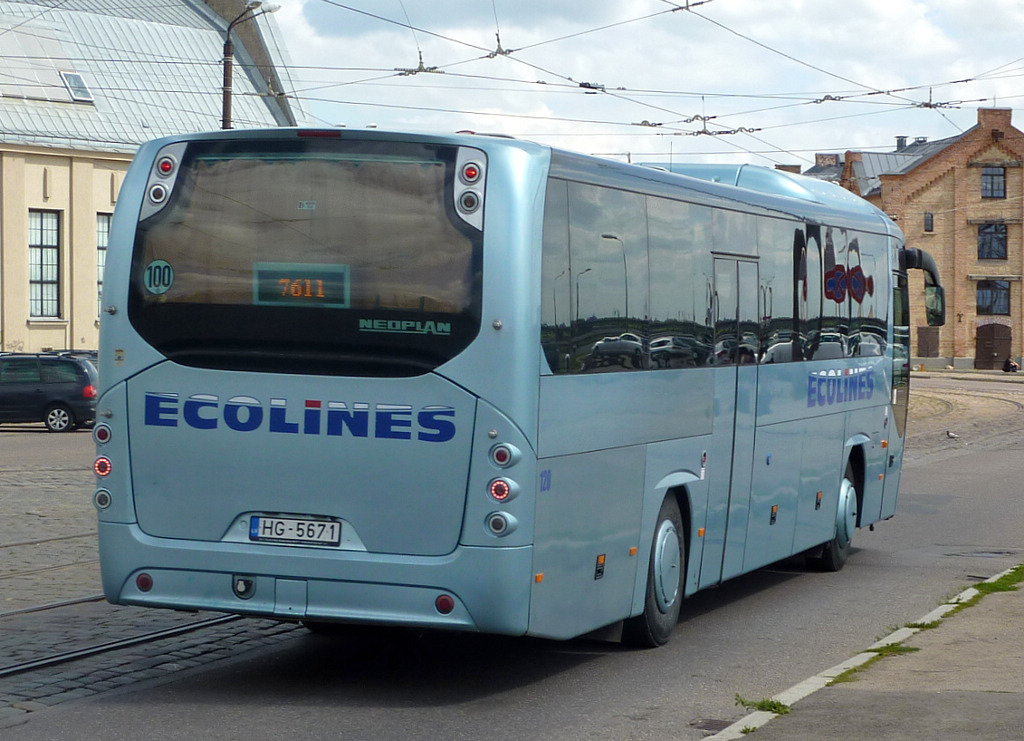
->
left=575, top=267, right=591, bottom=323
left=222, top=1, right=281, bottom=129
left=553, top=268, right=567, bottom=331
left=602, top=233, right=628, bottom=320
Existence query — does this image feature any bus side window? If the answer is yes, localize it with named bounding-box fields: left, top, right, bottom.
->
left=816, top=227, right=848, bottom=360
left=541, top=180, right=570, bottom=374
left=567, top=183, right=649, bottom=373
left=648, top=197, right=713, bottom=369
left=848, top=234, right=888, bottom=357
left=756, top=218, right=799, bottom=364
left=802, top=226, right=825, bottom=360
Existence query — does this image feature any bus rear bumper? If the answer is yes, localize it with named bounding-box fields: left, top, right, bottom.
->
left=98, top=522, right=533, bottom=636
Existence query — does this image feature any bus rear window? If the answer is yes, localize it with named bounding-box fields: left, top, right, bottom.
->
left=127, top=139, right=482, bottom=376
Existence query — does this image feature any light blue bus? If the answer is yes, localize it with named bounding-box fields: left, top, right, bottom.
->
left=94, top=129, right=944, bottom=647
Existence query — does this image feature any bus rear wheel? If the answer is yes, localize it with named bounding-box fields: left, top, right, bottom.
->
left=808, top=462, right=858, bottom=572
left=622, top=496, right=683, bottom=648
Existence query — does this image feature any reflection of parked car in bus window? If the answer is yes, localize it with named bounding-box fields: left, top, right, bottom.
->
left=849, top=332, right=884, bottom=357
left=761, top=341, right=794, bottom=364
left=807, top=332, right=848, bottom=360
left=739, top=332, right=759, bottom=364
left=650, top=336, right=696, bottom=368
left=587, top=332, right=645, bottom=369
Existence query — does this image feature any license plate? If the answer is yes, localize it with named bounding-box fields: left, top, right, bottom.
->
left=249, top=516, right=341, bottom=546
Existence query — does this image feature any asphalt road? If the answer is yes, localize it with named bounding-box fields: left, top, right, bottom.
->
left=2, top=373, right=1024, bottom=740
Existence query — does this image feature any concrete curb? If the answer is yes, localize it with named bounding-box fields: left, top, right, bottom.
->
left=913, top=370, right=1024, bottom=385
left=707, top=564, right=1022, bottom=740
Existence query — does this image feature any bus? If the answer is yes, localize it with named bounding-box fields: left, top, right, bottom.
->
left=94, top=128, right=944, bottom=647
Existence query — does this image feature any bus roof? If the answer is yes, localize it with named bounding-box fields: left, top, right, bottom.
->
left=641, top=163, right=884, bottom=217
left=130, top=127, right=899, bottom=238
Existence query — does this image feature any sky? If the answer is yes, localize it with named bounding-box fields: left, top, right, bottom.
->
left=271, top=0, right=1024, bottom=169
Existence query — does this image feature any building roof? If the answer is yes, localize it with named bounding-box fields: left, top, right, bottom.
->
left=846, top=133, right=964, bottom=197
left=0, top=0, right=308, bottom=153
left=803, top=159, right=843, bottom=182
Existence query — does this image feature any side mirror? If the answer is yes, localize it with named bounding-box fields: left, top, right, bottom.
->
left=925, top=285, right=945, bottom=327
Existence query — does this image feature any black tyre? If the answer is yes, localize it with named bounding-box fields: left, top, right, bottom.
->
left=622, top=496, right=684, bottom=648
left=808, top=461, right=858, bottom=572
left=44, top=404, right=75, bottom=433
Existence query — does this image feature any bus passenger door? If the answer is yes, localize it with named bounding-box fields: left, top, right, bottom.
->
left=880, top=272, right=910, bottom=518
left=701, top=258, right=759, bottom=586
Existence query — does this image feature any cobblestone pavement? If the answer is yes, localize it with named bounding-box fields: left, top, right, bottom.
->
left=903, top=373, right=1024, bottom=464
left=0, top=430, right=304, bottom=728
left=1, top=465, right=98, bottom=613
left=2, top=372, right=1024, bottom=728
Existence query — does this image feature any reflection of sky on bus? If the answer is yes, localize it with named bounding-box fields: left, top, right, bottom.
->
left=648, top=200, right=708, bottom=325
left=276, top=0, right=1024, bottom=167
left=568, top=185, right=645, bottom=321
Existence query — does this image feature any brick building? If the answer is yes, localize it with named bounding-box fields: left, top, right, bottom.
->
left=840, top=108, right=1024, bottom=369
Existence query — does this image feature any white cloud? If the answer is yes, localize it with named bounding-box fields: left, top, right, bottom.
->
left=272, top=0, right=1023, bottom=165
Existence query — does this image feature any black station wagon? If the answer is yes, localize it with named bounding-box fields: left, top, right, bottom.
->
left=0, top=353, right=98, bottom=432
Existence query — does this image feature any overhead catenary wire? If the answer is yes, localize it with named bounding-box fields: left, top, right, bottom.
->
left=1, top=3, right=1011, bottom=121
left=296, top=0, right=1021, bottom=163
left=0, top=1, right=1020, bottom=163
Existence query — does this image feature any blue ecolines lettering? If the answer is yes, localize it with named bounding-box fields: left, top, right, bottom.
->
left=807, top=367, right=875, bottom=408
left=144, top=393, right=456, bottom=442
left=358, top=319, right=452, bottom=336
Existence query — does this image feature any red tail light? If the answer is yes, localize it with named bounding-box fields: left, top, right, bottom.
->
left=83, top=384, right=97, bottom=399
left=94, top=456, right=112, bottom=477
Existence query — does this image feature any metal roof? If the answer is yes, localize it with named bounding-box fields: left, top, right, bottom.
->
left=651, top=162, right=888, bottom=219
left=0, top=0, right=308, bottom=153
left=847, top=133, right=966, bottom=196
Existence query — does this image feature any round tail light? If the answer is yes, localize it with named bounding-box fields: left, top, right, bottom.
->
left=460, top=162, right=482, bottom=184
left=156, top=156, right=176, bottom=176
left=94, top=456, right=112, bottom=477
left=458, top=190, right=481, bottom=214
left=149, top=183, right=168, bottom=204
left=489, top=478, right=512, bottom=501
left=94, top=489, right=112, bottom=510
left=487, top=513, right=509, bottom=535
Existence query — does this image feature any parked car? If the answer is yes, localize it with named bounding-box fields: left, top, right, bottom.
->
left=0, top=353, right=98, bottom=431
left=588, top=332, right=646, bottom=369
left=650, top=336, right=695, bottom=368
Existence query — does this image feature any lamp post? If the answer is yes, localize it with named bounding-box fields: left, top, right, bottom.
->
left=575, top=268, right=591, bottom=323
left=553, top=268, right=566, bottom=332
left=602, top=233, right=627, bottom=320
left=222, top=1, right=280, bottom=129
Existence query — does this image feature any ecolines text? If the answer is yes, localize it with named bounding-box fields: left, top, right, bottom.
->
left=144, top=393, right=456, bottom=442
left=807, top=368, right=874, bottom=408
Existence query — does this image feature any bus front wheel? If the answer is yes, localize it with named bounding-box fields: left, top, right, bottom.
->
left=622, top=496, right=683, bottom=648
left=808, top=462, right=858, bottom=572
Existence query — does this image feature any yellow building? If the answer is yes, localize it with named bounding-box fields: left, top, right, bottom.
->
left=841, top=108, right=1024, bottom=369
left=1, top=148, right=127, bottom=352
left=0, top=0, right=304, bottom=353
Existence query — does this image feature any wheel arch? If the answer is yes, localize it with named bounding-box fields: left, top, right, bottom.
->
left=843, top=440, right=867, bottom=527
left=630, top=471, right=699, bottom=618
